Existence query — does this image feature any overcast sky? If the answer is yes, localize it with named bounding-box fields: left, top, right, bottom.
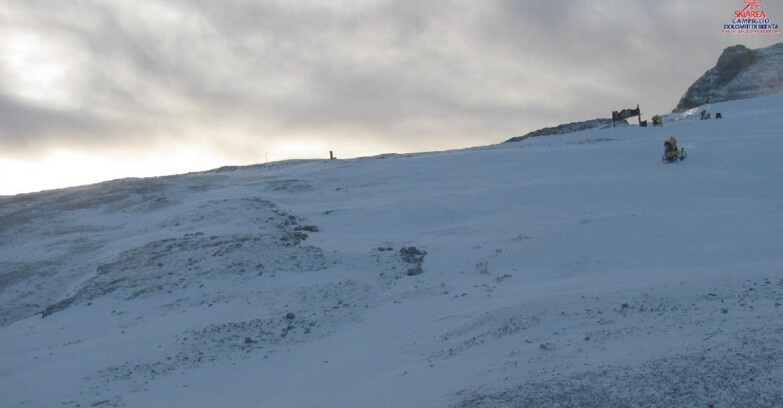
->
left=1, top=0, right=782, bottom=194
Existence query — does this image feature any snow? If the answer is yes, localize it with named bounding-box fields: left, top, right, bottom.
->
left=1, top=95, right=783, bottom=407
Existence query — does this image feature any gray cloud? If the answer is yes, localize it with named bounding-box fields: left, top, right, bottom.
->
left=0, top=93, right=111, bottom=155
left=1, top=0, right=782, bottom=163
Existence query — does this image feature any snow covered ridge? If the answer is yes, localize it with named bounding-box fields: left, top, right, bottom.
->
left=674, top=42, right=783, bottom=112
left=504, top=118, right=628, bottom=143
left=2, top=95, right=783, bottom=407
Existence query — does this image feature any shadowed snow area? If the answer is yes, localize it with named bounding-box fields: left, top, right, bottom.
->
left=1, top=96, right=782, bottom=407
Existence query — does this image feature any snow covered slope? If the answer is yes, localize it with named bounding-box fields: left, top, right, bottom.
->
left=1, top=95, right=783, bottom=408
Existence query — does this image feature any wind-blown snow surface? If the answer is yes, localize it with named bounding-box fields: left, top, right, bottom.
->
left=2, top=96, right=783, bottom=407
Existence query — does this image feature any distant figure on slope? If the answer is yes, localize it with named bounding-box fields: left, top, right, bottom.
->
left=664, top=137, right=679, bottom=163
left=663, top=136, right=686, bottom=163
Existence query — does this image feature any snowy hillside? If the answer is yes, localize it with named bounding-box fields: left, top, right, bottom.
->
left=2, top=95, right=783, bottom=407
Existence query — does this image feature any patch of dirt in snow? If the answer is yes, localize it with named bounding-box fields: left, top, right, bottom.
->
left=180, top=309, right=357, bottom=361
left=96, top=309, right=358, bottom=388
left=93, top=281, right=371, bottom=400
left=266, top=179, right=314, bottom=193
left=453, top=278, right=783, bottom=408
left=88, top=246, right=426, bottom=400
left=178, top=280, right=373, bottom=363
left=54, top=195, right=339, bottom=406
left=457, top=339, right=783, bottom=408
left=35, top=193, right=327, bottom=318
left=0, top=240, right=106, bottom=326
left=41, top=230, right=326, bottom=317
left=157, top=197, right=278, bottom=232
left=0, top=177, right=230, bottom=327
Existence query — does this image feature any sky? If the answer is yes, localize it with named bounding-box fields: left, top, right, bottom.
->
left=1, top=0, right=781, bottom=195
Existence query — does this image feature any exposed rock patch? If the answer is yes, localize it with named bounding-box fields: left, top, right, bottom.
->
left=505, top=118, right=628, bottom=143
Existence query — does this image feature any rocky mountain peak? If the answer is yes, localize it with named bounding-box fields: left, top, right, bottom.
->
left=673, top=43, right=783, bottom=112
left=714, top=44, right=755, bottom=71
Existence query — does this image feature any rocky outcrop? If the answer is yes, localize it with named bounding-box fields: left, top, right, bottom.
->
left=673, top=43, right=783, bottom=112
left=504, top=118, right=627, bottom=143
left=400, top=246, right=427, bottom=276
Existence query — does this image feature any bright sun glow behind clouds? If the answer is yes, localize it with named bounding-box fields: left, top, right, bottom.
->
left=0, top=140, right=351, bottom=195
left=0, top=149, right=226, bottom=196
left=0, top=30, right=80, bottom=108
left=267, top=140, right=329, bottom=163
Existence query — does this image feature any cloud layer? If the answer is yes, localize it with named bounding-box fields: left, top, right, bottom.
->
left=1, top=0, right=782, bottom=165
